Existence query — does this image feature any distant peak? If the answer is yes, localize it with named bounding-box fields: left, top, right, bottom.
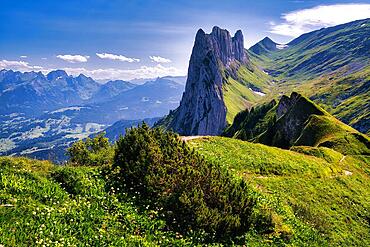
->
left=2, top=69, right=13, bottom=74
left=76, top=73, right=90, bottom=80
left=50, top=69, right=67, bottom=74
left=47, top=70, right=68, bottom=80
left=249, top=36, right=279, bottom=55
left=261, top=36, right=275, bottom=43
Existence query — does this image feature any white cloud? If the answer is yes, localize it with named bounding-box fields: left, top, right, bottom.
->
left=20, top=55, right=27, bottom=58
left=270, top=4, right=370, bottom=37
left=96, top=53, right=140, bottom=62
left=0, top=60, right=43, bottom=71
left=41, top=57, right=47, bottom=60
left=149, top=55, right=172, bottom=63
left=61, top=64, right=184, bottom=80
left=56, top=54, right=89, bottom=63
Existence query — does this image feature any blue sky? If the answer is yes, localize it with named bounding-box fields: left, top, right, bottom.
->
left=1, top=0, right=369, bottom=80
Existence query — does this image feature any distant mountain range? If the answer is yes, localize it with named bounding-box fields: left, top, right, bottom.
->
left=90, top=80, right=136, bottom=103
left=78, top=77, right=185, bottom=124
left=98, top=117, right=161, bottom=142
left=0, top=69, right=99, bottom=116
left=0, top=69, right=186, bottom=119
left=0, top=71, right=186, bottom=160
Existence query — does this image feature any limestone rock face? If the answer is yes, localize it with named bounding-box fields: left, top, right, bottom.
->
left=165, top=27, right=248, bottom=135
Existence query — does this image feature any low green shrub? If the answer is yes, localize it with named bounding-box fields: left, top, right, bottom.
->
left=67, top=132, right=114, bottom=166
left=112, top=124, right=259, bottom=241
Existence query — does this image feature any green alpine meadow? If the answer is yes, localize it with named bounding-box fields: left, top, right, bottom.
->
left=0, top=1, right=369, bottom=246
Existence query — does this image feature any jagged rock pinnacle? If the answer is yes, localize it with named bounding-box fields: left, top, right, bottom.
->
left=162, top=27, right=249, bottom=135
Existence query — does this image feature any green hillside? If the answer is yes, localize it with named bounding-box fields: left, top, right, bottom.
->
left=188, top=136, right=370, bottom=246
left=281, top=65, right=370, bottom=135
left=249, top=18, right=370, bottom=134
left=253, top=19, right=370, bottom=80
left=223, top=63, right=272, bottom=123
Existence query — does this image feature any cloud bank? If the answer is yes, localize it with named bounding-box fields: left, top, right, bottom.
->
left=0, top=60, right=185, bottom=81
left=0, top=60, right=43, bottom=71
left=56, top=54, right=90, bottom=63
left=96, top=53, right=140, bottom=62
left=149, top=55, right=172, bottom=63
left=270, top=4, right=370, bottom=37
left=62, top=64, right=183, bottom=80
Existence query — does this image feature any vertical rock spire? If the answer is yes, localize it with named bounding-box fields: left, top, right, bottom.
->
left=159, top=27, right=249, bottom=135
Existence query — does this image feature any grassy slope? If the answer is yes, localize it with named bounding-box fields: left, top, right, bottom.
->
left=299, top=66, right=370, bottom=134
left=0, top=157, right=194, bottom=246
left=257, top=19, right=370, bottom=80
left=223, top=64, right=272, bottom=123
left=188, top=136, right=370, bottom=246
left=294, top=114, right=370, bottom=155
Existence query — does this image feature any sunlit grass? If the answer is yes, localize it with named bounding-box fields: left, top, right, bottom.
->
left=189, top=136, right=370, bottom=246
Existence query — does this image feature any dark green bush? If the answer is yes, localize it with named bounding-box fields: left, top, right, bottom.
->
left=112, top=124, right=256, bottom=241
left=67, top=132, right=114, bottom=166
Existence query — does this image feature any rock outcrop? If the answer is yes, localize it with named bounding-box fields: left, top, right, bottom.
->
left=224, top=91, right=370, bottom=155
left=262, top=92, right=326, bottom=148
left=161, top=26, right=249, bottom=135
